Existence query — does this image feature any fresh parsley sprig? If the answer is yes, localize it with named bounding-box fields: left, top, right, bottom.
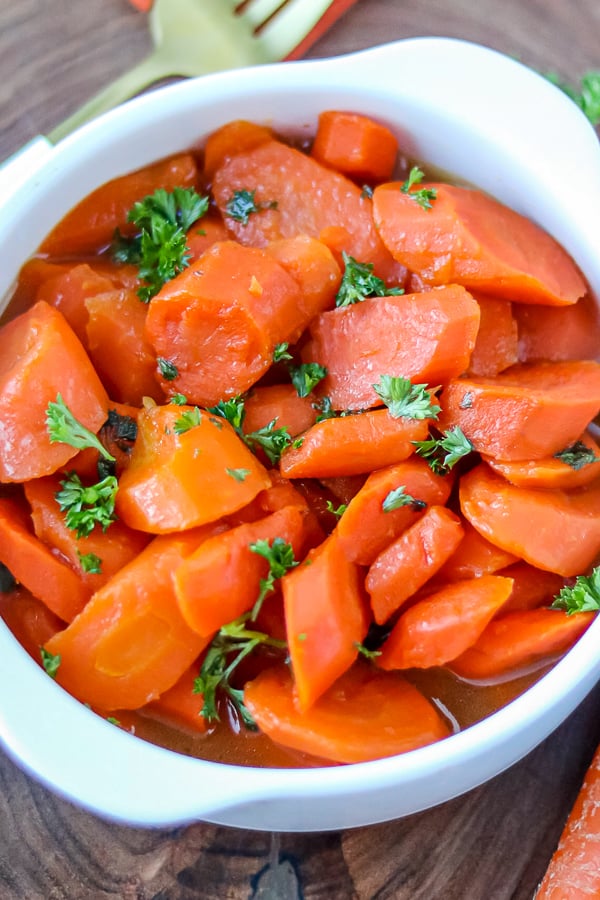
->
left=225, top=189, right=278, bottom=225
left=400, top=166, right=437, bottom=210
left=55, top=472, right=118, bottom=538
left=382, top=486, right=427, bottom=513
left=554, top=441, right=599, bottom=471
left=551, top=567, right=600, bottom=615
left=244, top=418, right=293, bottom=465
left=373, top=375, right=441, bottom=420
left=289, top=362, right=328, bottom=398
left=41, top=648, right=61, bottom=679
left=335, top=252, right=404, bottom=308
left=413, top=426, right=474, bottom=474
left=249, top=537, right=299, bottom=618
left=46, top=394, right=115, bottom=462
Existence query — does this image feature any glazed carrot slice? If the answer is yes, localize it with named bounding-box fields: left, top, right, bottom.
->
left=145, top=241, right=308, bottom=405
left=116, top=404, right=270, bottom=533
left=439, top=360, right=600, bottom=461
left=0, top=301, right=109, bottom=482
left=226, top=471, right=311, bottom=526
left=5, top=258, right=71, bottom=320
left=40, top=153, right=199, bottom=256
left=36, top=263, right=115, bottom=346
left=460, top=463, right=600, bottom=577
left=372, top=181, right=586, bottom=306
left=336, top=457, right=454, bottom=566
left=0, top=586, right=64, bottom=662
left=202, top=119, right=273, bottom=182
left=265, top=234, right=342, bottom=315
left=173, top=505, right=309, bottom=638
left=44, top=529, right=218, bottom=710
left=24, top=474, right=150, bottom=597
left=434, top=519, right=518, bottom=583
left=211, top=138, right=404, bottom=283
left=515, top=294, right=600, bottom=363
left=377, top=575, right=515, bottom=670
left=449, top=608, right=595, bottom=680
left=305, top=285, right=480, bottom=410
left=535, top=741, right=600, bottom=899
left=279, top=409, right=429, bottom=478
left=310, top=111, right=399, bottom=183
left=242, top=384, right=317, bottom=438
left=366, top=506, right=465, bottom=625
left=244, top=662, right=451, bottom=763
left=282, top=532, right=369, bottom=711
left=495, top=562, right=565, bottom=615
left=185, top=215, right=230, bottom=262
left=0, top=497, right=90, bottom=622
left=141, top=663, right=207, bottom=734
left=85, top=289, right=161, bottom=406
left=467, top=294, right=518, bottom=377
left=484, top=431, right=600, bottom=491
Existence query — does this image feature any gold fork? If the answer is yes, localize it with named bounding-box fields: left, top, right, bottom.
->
left=48, top=0, right=341, bottom=143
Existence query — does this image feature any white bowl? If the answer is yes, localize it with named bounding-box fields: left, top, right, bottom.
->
left=1, top=37, right=600, bottom=832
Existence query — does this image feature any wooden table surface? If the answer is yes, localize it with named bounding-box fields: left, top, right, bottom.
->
left=1, top=1, right=600, bottom=897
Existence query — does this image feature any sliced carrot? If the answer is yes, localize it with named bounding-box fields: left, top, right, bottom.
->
left=24, top=474, right=150, bottom=597
left=279, top=409, right=429, bottom=478
left=116, top=403, right=270, bottom=533
left=485, top=431, right=600, bottom=490
left=318, top=474, right=366, bottom=505
left=515, top=294, right=600, bottom=363
left=44, top=529, right=218, bottom=710
left=244, top=662, right=451, bottom=764
left=0, top=497, right=90, bottom=622
left=366, top=506, right=465, bottom=625
left=495, top=562, right=566, bottom=615
left=305, top=285, right=480, bottom=410
left=242, top=384, right=317, bottom=438
left=335, top=457, right=454, bottom=566
left=226, top=470, right=310, bottom=525
left=449, top=608, right=595, bottom=680
left=310, top=111, right=399, bottom=183
left=434, top=519, right=519, bottom=583
left=35, top=263, right=115, bottom=346
left=0, top=301, right=109, bottom=482
left=211, top=138, right=403, bottom=283
left=4, top=258, right=71, bottom=322
left=85, top=289, right=161, bottom=405
left=40, top=153, right=199, bottom=256
left=440, top=360, right=600, bottom=461
left=265, top=234, right=342, bottom=315
left=372, top=182, right=586, bottom=306
left=282, top=531, right=369, bottom=711
left=0, top=586, right=64, bottom=662
left=460, top=463, right=600, bottom=577
left=467, top=294, right=518, bottom=377
left=173, top=505, right=309, bottom=637
left=145, top=241, right=308, bottom=405
left=202, top=119, right=273, bottom=182
left=377, top=575, right=515, bottom=670
left=185, top=215, right=230, bottom=261
left=535, top=741, right=600, bottom=899
left=141, top=662, right=207, bottom=734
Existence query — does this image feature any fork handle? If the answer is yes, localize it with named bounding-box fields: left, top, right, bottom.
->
left=47, top=51, right=174, bottom=144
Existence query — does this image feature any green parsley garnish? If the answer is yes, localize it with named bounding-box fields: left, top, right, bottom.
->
left=225, top=189, right=278, bottom=225
left=554, top=441, right=599, bottom=471
left=249, top=537, right=299, bottom=618
left=325, top=500, right=347, bottom=518
left=169, top=393, right=188, bottom=406
left=226, top=467, right=251, bottom=482
left=41, top=648, right=61, bottom=679
left=244, top=418, right=293, bottom=465
left=77, top=552, right=103, bottom=574
left=173, top=407, right=202, bottom=435
left=400, top=166, right=437, bottom=210
left=335, top=252, right=404, bottom=307
left=273, top=342, right=293, bottom=363
left=551, top=567, right=600, bottom=615
left=207, top=396, right=246, bottom=434
left=355, top=641, right=382, bottom=660
left=106, top=716, right=121, bottom=726
left=545, top=71, right=600, bottom=126
left=373, top=375, right=441, bottom=420
left=382, top=486, right=427, bottom=513
left=46, top=394, right=114, bottom=462
left=413, top=426, right=474, bottom=474
left=157, top=358, right=179, bottom=381
left=56, top=472, right=118, bottom=538
left=289, top=362, right=328, bottom=398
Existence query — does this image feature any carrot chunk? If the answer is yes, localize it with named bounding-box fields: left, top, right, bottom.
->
left=440, top=360, right=600, bottom=461
left=366, top=506, right=465, bottom=624
left=242, top=384, right=317, bottom=438
left=0, top=301, right=109, bottom=482
left=459, top=463, right=600, bottom=577
left=0, top=586, right=64, bottom=662
left=265, top=234, right=342, bottom=315
left=305, top=285, right=480, bottom=410
left=495, top=562, right=566, bottom=615
left=282, top=532, right=369, bottom=711
left=515, top=294, right=600, bottom=363
left=141, top=663, right=207, bottom=735
left=310, top=111, right=399, bottom=183
left=36, top=263, right=115, bottom=347
left=377, top=575, right=515, bottom=670
left=202, top=119, right=273, bottom=182
left=116, top=404, right=271, bottom=533
left=484, top=431, right=600, bottom=491
left=434, top=519, right=518, bottom=583
left=244, top=663, right=451, bottom=764
left=467, top=294, right=518, bottom=377
left=372, top=182, right=586, bottom=306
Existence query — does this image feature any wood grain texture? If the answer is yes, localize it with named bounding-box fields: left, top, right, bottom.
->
left=0, top=0, right=599, bottom=897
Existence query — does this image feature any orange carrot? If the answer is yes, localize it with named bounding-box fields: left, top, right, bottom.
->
left=40, top=153, right=199, bottom=256
left=434, top=519, right=519, bottom=583
left=141, top=662, right=207, bottom=734
left=265, top=234, right=342, bottom=315
left=279, top=409, right=429, bottom=478
left=305, top=284, right=480, bottom=410
left=116, top=403, right=271, bottom=533
left=0, top=497, right=90, bottom=622
left=366, top=506, right=465, bottom=624
left=242, top=384, right=317, bottom=438
left=535, top=742, right=600, bottom=899
left=460, top=463, right=600, bottom=577
left=282, top=531, right=369, bottom=710
left=85, top=289, right=162, bottom=405
left=495, top=562, right=566, bottom=615
left=44, top=529, right=219, bottom=710
left=145, top=241, right=309, bottom=405
left=318, top=474, right=366, bottom=505
left=173, top=505, right=309, bottom=637
left=372, top=181, right=586, bottom=306
left=185, top=215, right=230, bottom=261
left=467, top=294, right=518, bottom=377
left=244, top=662, right=451, bottom=763
left=202, top=119, right=273, bottom=182
left=310, top=111, right=399, bottom=183
left=0, top=586, right=64, bottom=662
left=35, top=263, right=115, bottom=346
left=440, top=360, right=600, bottom=461
left=449, top=608, right=595, bottom=680
left=211, top=138, right=403, bottom=283
left=377, top=575, right=515, bottom=670
left=484, top=431, right=600, bottom=491
left=336, top=457, right=454, bottom=566
left=5, top=258, right=71, bottom=321
left=515, top=294, right=600, bottom=363
left=226, top=470, right=310, bottom=525
left=0, top=301, right=109, bottom=482
left=127, top=0, right=153, bottom=12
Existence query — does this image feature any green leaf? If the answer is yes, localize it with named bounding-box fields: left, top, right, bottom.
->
left=551, top=567, right=600, bottom=615
left=355, top=641, right=382, bottom=660
left=77, top=552, right=103, bottom=574
left=373, top=375, right=441, bottom=420
left=335, top=252, right=403, bottom=307
left=249, top=537, right=299, bottom=618
left=289, top=362, right=327, bottom=398
left=173, top=407, right=202, bottom=435
left=226, top=467, right=251, bottom=482
left=46, top=394, right=115, bottom=462
left=225, top=189, right=278, bottom=225
left=207, top=396, right=246, bottom=434
left=413, top=426, right=473, bottom=474
left=41, top=647, right=61, bottom=679
left=273, top=342, right=293, bottom=363
left=400, top=166, right=438, bottom=210
left=325, top=500, right=347, bottom=518
left=56, top=472, right=118, bottom=538
left=244, top=418, right=292, bottom=465
left=169, top=393, right=188, bottom=406
left=382, top=486, right=427, bottom=513
left=554, top=441, right=599, bottom=471
left=157, top=357, right=179, bottom=381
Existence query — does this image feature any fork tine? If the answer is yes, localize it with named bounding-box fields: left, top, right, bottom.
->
left=254, top=0, right=336, bottom=59
left=237, top=0, right=288, bottom=30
